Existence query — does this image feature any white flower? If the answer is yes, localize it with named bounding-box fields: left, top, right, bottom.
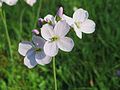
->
left=62, top=8, right=96, bottom=39
left=4, top=0, right=18, bottom=6
left=25, top=0, right=36, bottom=6
left=41, top=20, right=74, bottom=57
left=18, top=35, right=52, bottom=68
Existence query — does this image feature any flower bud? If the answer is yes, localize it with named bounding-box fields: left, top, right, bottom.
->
left=32, top=29, right=39, bottom=35
left=38, top=18, right=44, bottom=28
left=57, top=7, right=63, bottom=18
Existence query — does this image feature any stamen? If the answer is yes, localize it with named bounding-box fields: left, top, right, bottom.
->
left=51, top=36, right=59, bottom=42
left=35, top=48, right=42, bottom=52
left=75, top=22, right=80, bottom=28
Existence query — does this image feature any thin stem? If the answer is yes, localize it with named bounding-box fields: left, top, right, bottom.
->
left=0, top=9, right=13, bottom=61
left=33, top=0, right=42, bottom=29
left=19, top=8, right=26, bottom=40
left=53, top=57, right=57, bottom=90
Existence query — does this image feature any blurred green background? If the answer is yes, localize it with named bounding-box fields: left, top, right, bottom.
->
left=0, top=0, right=120, bottom=90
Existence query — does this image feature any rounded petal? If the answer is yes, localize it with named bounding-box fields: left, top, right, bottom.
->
left=54, top=20, right=70, bottom=37
left=41, top=56, right=52, bottom=64
left=73, top=8, right=88, bottom=23
left=81, top=19, right=95, bottom=34
left=4, top=0, right=18, bottom=6
left=57, top=37, right=74, bottom=52
left=18, top=41, right=32, bottom=56
left=35, top=51, right=52, bottom=65
left=35, top=51, right=45, bottom=65
left=41, top=24, right=55, bottom=40
left=62, top=14, right=74, bottom=26
left=44, top=41, right=58, bottom=56
left=32, top=35, right=45, bottom=48
left=73, top=24, right=82, bottom=39
left=24, top=49, right=37, bottom=68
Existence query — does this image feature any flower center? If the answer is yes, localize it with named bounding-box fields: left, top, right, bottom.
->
left=75, top=22, right=80, bottom=28
left=51, top=36, right=59, bottom=42
left=35, top=48, right=42, bottom=52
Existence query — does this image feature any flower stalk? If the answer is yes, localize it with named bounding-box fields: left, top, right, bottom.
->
left=0, top=9, right=13, bottom=61
left=53, top=57, right=57, bottom=90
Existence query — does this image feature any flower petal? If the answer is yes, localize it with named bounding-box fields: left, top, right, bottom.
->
left=81, top=19, right=95, bottom=34
left=73, top=24, right=82, bottom=39
left=18, top=41, right=32, bottom=56
left=32, top=35, right=45, bottom=48
left=57, top=37, right=74, bottom=52
left=35, top=51, right=52, bottom=65
left=62, top=14, right=74, bottom=26
left=41, top=56, right=52, bottom=64
left=54, top=20, right=70, bottom=37
left=41, top=24, right=55, bottom=41
left=73, top=8, right=88, bottom=23
left=44, top=41, right=58, bottom=56
left=24, top=49, right=37, bottom=68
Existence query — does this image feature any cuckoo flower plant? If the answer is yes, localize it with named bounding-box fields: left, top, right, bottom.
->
left=41, top=20, right=74, bottom=57
left=18, top=35, right=52, bottom=68
left=62, top=8, right=96, bottom=39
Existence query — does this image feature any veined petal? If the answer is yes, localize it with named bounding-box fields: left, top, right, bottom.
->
left=18, top=41, right=32, bottom=56
left=41, top=24, right=55, bottom=40
left=62, top=14, right=74, bottom=26
left=54, top=20, right=70, bottom=37
left=57, top=37, right=74, bottom=52
left=81, top=19, right=95, bottom=34
left=24, top=49, right=37, bottom=68
left=73, top=24, right=82, bottom=39
left=4, top=0, right=18, bottom=6
left=32, top=35, right=45, bottom=48
left=35, top=51, right=52, bottom=65
left=73, top=8, right=88, bottom=23
left=44, top=41, right=58, bottom=56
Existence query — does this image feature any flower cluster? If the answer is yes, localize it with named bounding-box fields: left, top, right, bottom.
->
left=18, top=7, right=95, bottom=68
left=0, top=0, right=37, bottom=7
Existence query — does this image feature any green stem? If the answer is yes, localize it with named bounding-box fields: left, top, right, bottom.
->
left=53, top=57, right=57, bottom=90
left=0, top=9, right=13, bottom=61
left=33, top=0, right=42, bottom=29
left=19, top=8, right=26, bottom=40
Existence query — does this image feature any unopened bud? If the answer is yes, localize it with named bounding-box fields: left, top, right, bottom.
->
left=38, top=18, right=44, bottom=28
left=57, top=7, right=63, bottom=18
left=32, top=29, right=39, bottom=35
